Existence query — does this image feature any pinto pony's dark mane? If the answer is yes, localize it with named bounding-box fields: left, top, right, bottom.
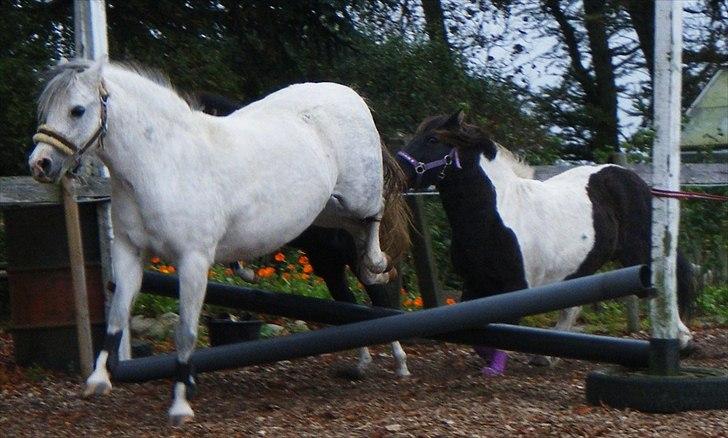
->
left=418, top=114, right=534, bottom=179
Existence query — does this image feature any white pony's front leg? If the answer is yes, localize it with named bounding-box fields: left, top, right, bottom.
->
left=84, top=237, right=143, bottom=397
left=168, top=253, right=210, bottom=426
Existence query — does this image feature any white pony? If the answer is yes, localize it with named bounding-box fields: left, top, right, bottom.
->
left=29, top=59, right=407, bottom=425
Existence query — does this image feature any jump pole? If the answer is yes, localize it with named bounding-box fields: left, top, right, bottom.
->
left=139, top=270, right=652, bottom=368
left=113, top=265, right=650, bottom=382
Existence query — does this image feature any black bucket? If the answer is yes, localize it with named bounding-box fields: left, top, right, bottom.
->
left=207, top=318, right=263, bottom=347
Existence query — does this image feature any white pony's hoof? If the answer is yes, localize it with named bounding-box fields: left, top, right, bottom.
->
left=396, top=368, right=412, bottom=378
left=168, top=382, right=195, bottom=426
left=168, top=401, right=194, bottom=426
left=83, top=369, right=112, bottom=397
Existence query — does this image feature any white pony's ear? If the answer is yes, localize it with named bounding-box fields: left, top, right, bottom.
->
left=83, top=58, right=107, bottom=83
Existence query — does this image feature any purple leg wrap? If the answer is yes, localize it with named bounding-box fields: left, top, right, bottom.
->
left=481, top=349, right=508, bottom=377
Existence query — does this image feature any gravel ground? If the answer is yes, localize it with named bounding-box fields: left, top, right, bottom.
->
left=1, top=326, right=726, bottom=437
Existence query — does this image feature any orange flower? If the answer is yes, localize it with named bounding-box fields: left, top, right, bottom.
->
left=224, top=268, right=234, bottom=276
left=167, top=265, right=176, bottom=274
left=300, top=273, right=310, bottom=280
left=158, top=266, right=169, bottom=274
left=403, top=298, right=413, bottom=307
left=150, top=256, right=161, bottom=264
left=274, top=252, right=286, bottom=262
left=302, top=264, right=313, bottom=274
left=287, top=264, right=296, bottom=272
left=298, top=255, right=309, bottom=266
left=413, top=297, right=423, bottom=308
left=257, top=267, right=276, bottom=278
left=282, top=272, right=291, bottom=280
left=445, top=297, right=456, bottom=305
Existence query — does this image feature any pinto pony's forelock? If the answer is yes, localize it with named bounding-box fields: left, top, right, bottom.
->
left=418, top=114, right=534, bottom=179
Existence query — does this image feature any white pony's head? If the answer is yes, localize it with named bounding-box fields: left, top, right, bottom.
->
left=29, top=58, right=107, bottom=183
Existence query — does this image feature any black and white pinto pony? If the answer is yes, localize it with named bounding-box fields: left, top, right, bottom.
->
left=28, top=59, right=409, bottom=425
left=396, top=111, right=695, bottom=375
left=197, top=92, right=412, bottom=379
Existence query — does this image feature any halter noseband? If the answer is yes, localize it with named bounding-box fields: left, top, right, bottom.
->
left=397, top=148, right=462, bottom=182
left=33, top=82, right=109, bottom=175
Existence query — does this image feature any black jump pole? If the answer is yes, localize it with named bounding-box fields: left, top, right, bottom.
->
left=138, top=269, right=652, bottom=368
left=114, top=266, right=651, bottom=382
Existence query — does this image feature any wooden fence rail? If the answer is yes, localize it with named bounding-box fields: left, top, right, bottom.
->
left=1, top=162, right=726, bottom=312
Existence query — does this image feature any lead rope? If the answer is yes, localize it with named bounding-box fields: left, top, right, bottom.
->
left=651, top=188, right=728, bottom=202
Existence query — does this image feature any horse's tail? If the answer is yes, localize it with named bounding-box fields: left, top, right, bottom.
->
left=677, top=249, right=697, bottom=320
left=380, top=142, right=412, bottom=264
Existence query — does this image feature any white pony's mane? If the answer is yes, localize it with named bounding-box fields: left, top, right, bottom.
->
left=495, top=143, right=534, bottom=179
left=38, top=59, right=198, bottom=121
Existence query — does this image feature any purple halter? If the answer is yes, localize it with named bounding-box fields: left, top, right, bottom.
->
left=397, top=148, right=462, bottom=181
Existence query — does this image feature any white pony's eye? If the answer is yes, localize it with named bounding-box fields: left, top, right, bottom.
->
left=70, top=105, right=86, bottom=118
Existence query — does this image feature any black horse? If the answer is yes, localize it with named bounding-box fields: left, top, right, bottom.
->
left=196, top=92, right=413, bottom=377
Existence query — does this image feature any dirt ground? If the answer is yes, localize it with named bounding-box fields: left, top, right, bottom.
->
left=0, top=326, right=726, bottom=437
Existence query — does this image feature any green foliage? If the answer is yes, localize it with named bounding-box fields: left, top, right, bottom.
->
left=679, top=186, right=728, bottom=288
left=132, top=294, right=179, bottom=318
left=696, top=285, right=728, bottom=324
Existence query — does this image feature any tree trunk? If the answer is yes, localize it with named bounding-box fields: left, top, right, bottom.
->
left=622, top=0, right=655, bottom=78
left=421, top=0, right=451, bottom=53
left=583, top=0, right=620, bottom=153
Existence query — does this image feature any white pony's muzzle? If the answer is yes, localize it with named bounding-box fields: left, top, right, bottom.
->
left=29, top=142, right=66, bottom=183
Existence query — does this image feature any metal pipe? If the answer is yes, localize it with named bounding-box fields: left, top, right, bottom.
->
left=114, top=266, right=650, bottom=382
left=140, top=270, right=651, bottom=367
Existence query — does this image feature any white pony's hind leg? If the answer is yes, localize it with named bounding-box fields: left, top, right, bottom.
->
left=168, top=253, right=210, bottom=426
left=345, top=215, right=392, bottom=285
left=530, top=306, right=583, bottom=367
left=85, top=237, right=143, bottom=397
left=360, top=216, right=389, bottom=274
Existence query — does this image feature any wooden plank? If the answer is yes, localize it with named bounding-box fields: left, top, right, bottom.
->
left=2, top=163, right=722, bottom=208
left=0, top=176, right=110, bottom=208
left=533, top=162, right=727, bottom=185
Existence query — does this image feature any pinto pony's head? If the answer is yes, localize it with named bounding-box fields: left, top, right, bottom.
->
left=29, top=59, right=108, bottom=183
left=397, top=110, right=498, bottom=188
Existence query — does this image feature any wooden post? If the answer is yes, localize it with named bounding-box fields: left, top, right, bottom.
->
left=406, top=195, right=443, bottom=308
left=61, top=176, right=94, bottom=377
left=612, top=151, right=642, bottom=333
left=649, top=0, right=682, bottom=375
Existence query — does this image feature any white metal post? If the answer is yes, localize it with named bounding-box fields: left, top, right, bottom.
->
left=73, top=0, right=128, bottom=360
left=649, top=0, right=683, bottom=373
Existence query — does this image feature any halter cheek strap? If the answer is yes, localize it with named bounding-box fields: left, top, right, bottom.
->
left=397, top=148, right=461, bottom=182
left=32, top=82, right=109, bottom=175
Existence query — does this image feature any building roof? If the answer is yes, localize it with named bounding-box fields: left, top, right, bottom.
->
left=681, top=69, right=728, bottom=149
